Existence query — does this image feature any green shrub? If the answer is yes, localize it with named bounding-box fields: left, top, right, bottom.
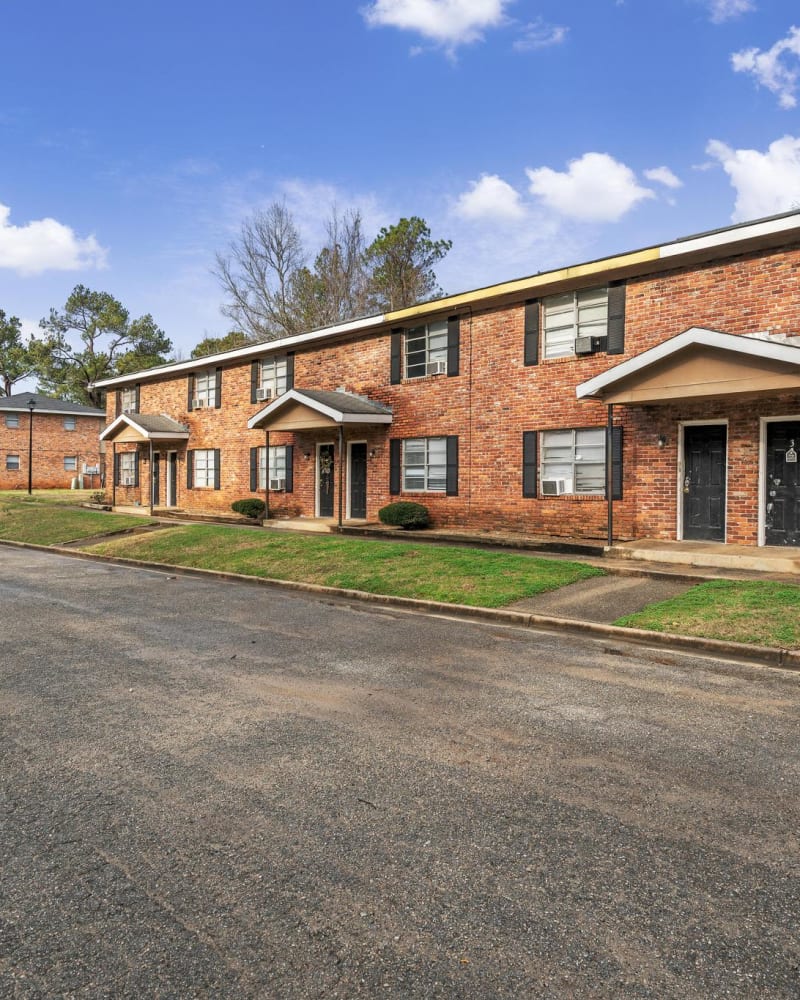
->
left=378, top=501, right=430, bottom=530
left=231, top=498, right=266, bottom=519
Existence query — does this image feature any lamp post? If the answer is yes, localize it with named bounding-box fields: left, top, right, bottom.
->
left=27, top=397, right=36, bottom=495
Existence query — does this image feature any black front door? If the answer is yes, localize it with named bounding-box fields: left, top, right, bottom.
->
left=683, top=425, right=726, bottom=541
left=318, top=444, right=334, bottom=517
left=765, top=421, right=800, bottom=546
left=349, top=443, right=367, bottom=519
left=151, top=453, right=160, bottom=507
left=168, top=452, right=178, bottom=507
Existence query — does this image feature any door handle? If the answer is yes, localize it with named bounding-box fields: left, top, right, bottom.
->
left=683, top=475, right=691, bottom=494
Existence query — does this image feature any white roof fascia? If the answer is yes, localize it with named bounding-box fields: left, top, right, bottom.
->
left=91, top=314, right=386, bottom=390
left=0, top=406, right=103, bottom=417
left=660, top=213, right=800, bottom=259
left=576, top=327, right=800, bottom=399
left=248, top=389, right=392, bottom=428
left=99, top=413, right=190, bottom=441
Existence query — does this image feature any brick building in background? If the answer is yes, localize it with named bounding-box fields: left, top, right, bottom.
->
left=0, top=393, right=106, bottom=490
left=94, top=211, right=800, bottom=549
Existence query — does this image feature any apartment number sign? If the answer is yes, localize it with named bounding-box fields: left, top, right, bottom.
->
left=787, top=439, right=798, bottom=464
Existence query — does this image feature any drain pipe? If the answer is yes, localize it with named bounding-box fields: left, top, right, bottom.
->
left=606, top=403, right=614, bottom=548
left=338, top=425, right=344, bottom=527
left=264, top=430, right=270, bottom=521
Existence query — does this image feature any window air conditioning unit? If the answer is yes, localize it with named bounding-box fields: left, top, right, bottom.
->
left=427, top=359, right=447, bottom=376
left=541, top=478, right=571, bottom=496
left=256, top=386, right=273, bottom=401
left=269, top=477, right=286, bottom=491
left=83, top=464, right=100, bottom=475
left=121, top=475, right=136, bottom=487
left=591, top=335, right=608, bottom=352
left=574, top=337, right=594, bottom=355
left=192, top=398, right=206, bottom=409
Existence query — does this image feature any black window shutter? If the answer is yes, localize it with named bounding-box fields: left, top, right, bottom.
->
left=115, top=391, right=121, bottom=418
left=389, top=439, right=401, bottom=494
left=134, top=383, right=141, bottom=412
left=286, top=353, right=295, bottom=390
left=524, top=300, right=540, bottom=366
left=133, top=452, right=140, bottom=488
left=213, top=449, right=221, bottom=489
left=445, top=436, right=459, bottom=497
left=611, top=426, right=623, bottom=501
left=447, top=315, right=460, bottom=377
left=284, top=445, right=294, bottom=492
left=187, top=376, right=194, bottom=411
left=390, top=330, right=403, bottom=384
left=607, top=282, right=626, bottom=355
left=250, top=362, right=260, bottom=404
left=113, top=452, right=120, bottom=486
left=214, top=368, right=222, bottom=408
left=186, top=450, right=194, bottom=489
left=249, top=447, right=258, bottom=492
left=522, top=431, right=538, bottom=498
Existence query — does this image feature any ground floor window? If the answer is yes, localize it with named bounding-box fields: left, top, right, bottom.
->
left=258, top=445, right=288, bottom=489
left=541, top=428, right=605, bottom=494
left=118, top=451, right=138, bottom=486
left=402, top=437, right=447, bottom=492
left=6, top=454, right=19, bottom=471
left=193, top=449, right=218, bottom=488
left=64, top=456, right=78, bottom=471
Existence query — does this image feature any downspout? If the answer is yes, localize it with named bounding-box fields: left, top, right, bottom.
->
left=149, top=439, right=154, bottom=509
left=264, top=430, right=270, bottom=522
left=338, top=424, right=344, bottom=527
left=607, top=403, right=614, bottom=548
left=112, top=442, right=117, bottom=507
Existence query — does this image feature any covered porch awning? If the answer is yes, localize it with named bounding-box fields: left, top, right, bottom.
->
left=577, top=327, right=800, bottom=405
left=248, top=388, right=393, bottom=431
left=100, top=412, right=190, bottom=443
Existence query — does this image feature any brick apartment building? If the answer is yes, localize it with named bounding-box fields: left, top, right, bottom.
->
left=0, top=393, right=105, bottom=490
left=94, top=211, right=800, bottom=549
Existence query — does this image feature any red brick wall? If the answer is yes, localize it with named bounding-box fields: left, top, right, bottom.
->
left=105, top=240, right=800, bottom=543
left=0, top=413, right=104, bottom=490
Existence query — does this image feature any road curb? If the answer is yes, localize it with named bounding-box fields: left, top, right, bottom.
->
left=2, top=538, right=797, bottom=673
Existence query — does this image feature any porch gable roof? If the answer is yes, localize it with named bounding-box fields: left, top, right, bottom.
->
left=248, top=389, right=393, bottom=431
left=577, top=327, right=800, bottom=404
left=100, top=412, right=191, bottom=442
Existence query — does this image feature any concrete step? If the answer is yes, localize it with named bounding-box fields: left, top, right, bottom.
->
left=607, top=540, right=800, bottom=574
left=264, top=517, right=335, bottom=534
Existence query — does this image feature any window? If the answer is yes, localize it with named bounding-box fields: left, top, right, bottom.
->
left=258, top=446, right=288, bottom=489
left=402, top=437, right=447, bottom=492
left=64, top=456, right=78, bottom=472
left=193, top=449, right=217, bottom=488
left=5, top=414, right=19, bottom=428
left=259, top=357, right=288, bottom=398
left=119, top=452, right=137, bottom=484
left=543, top=287, right=608, bottom=359
left=120, top=387, right=138, bottom=413
left=193, top=371, right=218, bottom=408
left=541, top=428, right=606, bottom=494
left=404, top=320, right=448, bottom=379
left=63, top=417, right=76, bottom=431
left=6, top=454, right=19, bottom=471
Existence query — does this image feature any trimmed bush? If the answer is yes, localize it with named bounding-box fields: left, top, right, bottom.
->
left=378, top=501, right=430, bottom=530
left=231, top=498, right=266, bottom=519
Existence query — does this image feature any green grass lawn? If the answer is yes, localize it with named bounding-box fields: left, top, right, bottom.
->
left=88, top=523, right=604, bottom=607
left=0, top=492, right=153, bottom=545
left=615, top=579, right=800, bottom=648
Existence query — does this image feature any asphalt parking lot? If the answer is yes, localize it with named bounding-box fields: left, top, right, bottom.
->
left=1, top=548, right=799, bottom=998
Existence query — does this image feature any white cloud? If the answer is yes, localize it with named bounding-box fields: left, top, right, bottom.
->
left=455, top=173, right=526, bottom=221
left=732, top=26, right=800, bottom=110
left=706, top=135, right=800, bottom=221
left=644, top=166, right=683, bottom=189
left=0, top=203, right=107, bottom=276
left=525, top=152, right=654, bottom=222
left=707, top=0, right=754, bottom=24
left=361, top=0, right=510, bottom=51
left=513, top=18, right=568, bottom=52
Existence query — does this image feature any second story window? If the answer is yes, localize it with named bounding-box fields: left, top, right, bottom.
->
left=63, top=417, right=76, bottom=430
left=405, top=320, right=448, bottom=379
left=543, top=287, right=608, bottom=359
left=5, top=414, right=19, bottom=428
left=120, top=387, right=138, bottom=413
left=258, top=357, right=288, bottom=401
left=190, top=369, right=220, bottom=410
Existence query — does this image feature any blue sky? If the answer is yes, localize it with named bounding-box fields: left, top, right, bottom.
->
left=1, top=0, right=799, bottom=360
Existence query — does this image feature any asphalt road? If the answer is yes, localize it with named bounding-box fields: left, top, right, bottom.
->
left=1, top=548, right=799, bottom=999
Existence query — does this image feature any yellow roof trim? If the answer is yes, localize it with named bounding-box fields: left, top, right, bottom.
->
left=385, top=247, right=662, bottom=323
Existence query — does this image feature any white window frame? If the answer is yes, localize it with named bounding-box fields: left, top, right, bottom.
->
left=402, top=437, right=447, bottom=492
left=63, top=416, right=77, bottom=431
left=404, top=320, right=448, bottom=379
left=119, top=452, right=136, bottom=483
left=5, top=414, right=19, bottom=428
left=193, top=448, right=217, bottom=488
left=257, top=445, right=288, bottom=489
left=120, top=387, right=138, bottom=413
left=6, top=454, right=20, bottom=471
left=540, top=428, right=606, bottom=495
left=260, top=357, right=288, bottom=397
left=63, top=455, right=78, bottom=472
left=194, top=371, right=217, bottom=408
left=543, top=287, right=608, bottom=360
